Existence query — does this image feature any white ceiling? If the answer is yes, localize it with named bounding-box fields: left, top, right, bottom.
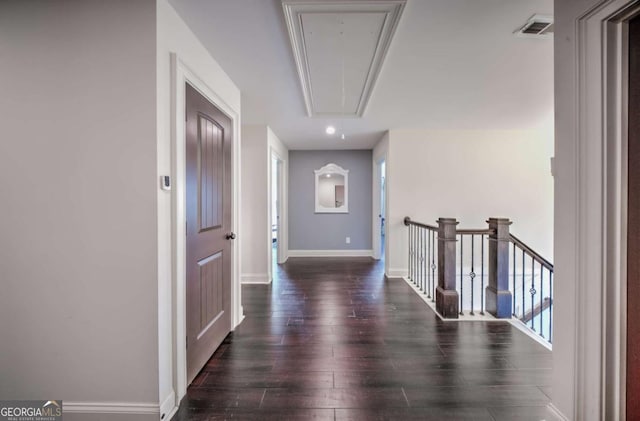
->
left=168, top=0, right=554, bottom=150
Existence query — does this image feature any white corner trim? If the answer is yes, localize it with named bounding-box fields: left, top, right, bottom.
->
left=160, top=391, right=176, bottom=420
left=233, top=313, right=246, bottom=330
left=508, top=318, right=552, bottom=351
left=387, top=267, right=408, bottom=278
left=241, top=273, right=271, bottom=284
left=548, top=403, right=571, bottom=421
left=63, top=402, right=159, bottom=415
left=288, top=249, right=373, bottom=257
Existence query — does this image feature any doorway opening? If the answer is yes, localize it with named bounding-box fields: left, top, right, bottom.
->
left=373, top=156, right=387, bottom=263
left=271, top=153, right=282, bottom=279
left=379, top=160, right=386, bottom=260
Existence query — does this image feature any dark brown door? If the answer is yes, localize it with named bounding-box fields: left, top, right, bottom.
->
left=185, top=83, right=233, bottom=384
left=628, top=15, right=640, bottom=420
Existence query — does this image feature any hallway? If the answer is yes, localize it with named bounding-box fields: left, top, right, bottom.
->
left=172, top=258, right=558, bottom=420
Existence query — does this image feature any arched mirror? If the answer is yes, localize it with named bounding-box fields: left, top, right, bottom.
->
left=314, top=163, right=349, bottom=213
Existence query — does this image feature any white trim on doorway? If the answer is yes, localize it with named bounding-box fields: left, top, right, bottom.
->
left=268, top=148, right=286, bottom=283
left=372, top=134, right=389, bottom=274
left=169, top=53, right=243, bottom=407
left=602, top=7, right=634, bottom=419
left=564, top=2, right=638, bottom=418
left=372, top=158, right=386, bottom=261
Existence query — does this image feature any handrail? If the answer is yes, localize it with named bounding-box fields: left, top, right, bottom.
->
left=509, top=234, right=553, bottom=271
left=521, top=297, right=553, bottom=323
left=403, top=216, right=437, bottom=231
left=456, top=228, right=495, bottom=235
left=404, top=218, right=496, bottom=235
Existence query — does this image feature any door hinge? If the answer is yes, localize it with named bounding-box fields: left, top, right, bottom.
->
left=186, top=336, right=188, bottom=349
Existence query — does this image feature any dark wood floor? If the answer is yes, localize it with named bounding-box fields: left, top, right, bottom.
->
left=172, top=257, right=558, bottom=421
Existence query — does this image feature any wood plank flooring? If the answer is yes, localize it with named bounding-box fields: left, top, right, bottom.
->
left=172, top=257, right=558, bottom=421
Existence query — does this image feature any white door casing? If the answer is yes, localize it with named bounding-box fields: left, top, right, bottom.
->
left=556, top=1, right=639, bottom=419
left=169, top=53, right=243, bottom=405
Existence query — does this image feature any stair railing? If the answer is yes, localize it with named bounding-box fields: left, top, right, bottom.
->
left=510, top=233, right=553, bottom=342
left=404, top=217, right=438, bottom=303
left=404, top=216, right=554, bottom=344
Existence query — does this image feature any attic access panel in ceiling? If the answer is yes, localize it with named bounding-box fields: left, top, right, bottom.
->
left=282, top=0, right=406, bottom=118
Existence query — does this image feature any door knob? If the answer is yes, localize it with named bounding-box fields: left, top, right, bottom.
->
left=225, top=232, right=236, bottom=240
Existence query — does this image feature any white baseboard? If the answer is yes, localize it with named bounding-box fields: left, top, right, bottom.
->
left=402, top=276, right=497, bottom=322
left=387, top=267, right=408, bottom=278
left=288, top=249, right=373, bottom=257
left=159, top=391, right=176, bottom=420
left=241, top=273, right=271, bottom=284
left=508, top=318, right=553, bottom=351
left=63, top=401, right=159, bottom=415
left=233, top=312, right=246, bottom=330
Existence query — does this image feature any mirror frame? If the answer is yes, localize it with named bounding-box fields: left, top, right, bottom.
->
left=314, top=163, right=349, bottom=213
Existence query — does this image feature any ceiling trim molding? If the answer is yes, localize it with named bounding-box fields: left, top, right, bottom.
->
left=282, top=0, right=406, bottom=118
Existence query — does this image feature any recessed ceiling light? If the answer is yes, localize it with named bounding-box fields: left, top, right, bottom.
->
left=325, top=126, right=336, bottom=135
left=341, top=134, right=345, bottom=140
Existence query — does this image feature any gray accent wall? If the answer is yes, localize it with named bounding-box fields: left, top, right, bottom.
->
left=289, top=150, right=372, bottom=250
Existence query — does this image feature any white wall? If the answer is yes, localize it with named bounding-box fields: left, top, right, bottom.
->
left=553, top=4, right=585, bottom=419
left=0, top=0, right=159, bottom=419
left=240, top=125, right=289, bottom=284
left=386, top=129, right=554, bottom=278
left=0, top=1, right=242, bottom=419
left=156, top=0, right=242, bottom=417
left=240, top=125, right=269, bottom=283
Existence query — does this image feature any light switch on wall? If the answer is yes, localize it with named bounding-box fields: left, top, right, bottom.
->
left=346, top=237, right=351, bottom=244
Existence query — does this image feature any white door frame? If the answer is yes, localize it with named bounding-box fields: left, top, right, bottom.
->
left=566, top=2, right=638, bottom=418
left=270, top=154, right=279, bottom=271
left=372, top=158, right=386, bottom=261
left=269, top=149, right=286, bottom=281
left=169, top=53, right=243, bottom=404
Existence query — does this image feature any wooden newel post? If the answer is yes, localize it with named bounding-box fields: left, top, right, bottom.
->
left=436, top=218, right=459, bottom=318
left=486, top=218, right=512, bottom=318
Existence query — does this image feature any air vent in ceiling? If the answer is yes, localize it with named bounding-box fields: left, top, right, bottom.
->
left=516, top=14, right=553, bottom=38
